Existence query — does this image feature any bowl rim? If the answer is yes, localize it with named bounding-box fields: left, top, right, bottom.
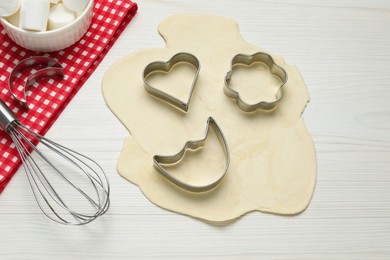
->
left=0, top=0, right=94, bottom=36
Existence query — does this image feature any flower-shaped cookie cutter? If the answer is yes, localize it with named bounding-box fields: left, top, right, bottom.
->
left=153, top=117, right=230, bottom=192
left=143, top=52, right=200, bottom=113
left=224, top=52, right=288, bottom=112
left=8, top=56, right=64, bottom=109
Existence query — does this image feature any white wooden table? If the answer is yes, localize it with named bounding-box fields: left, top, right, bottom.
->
left=1, top=0, right=389, bottom=258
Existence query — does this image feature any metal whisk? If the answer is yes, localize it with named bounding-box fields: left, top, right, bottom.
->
left=0, top=99, right=110, bottom=225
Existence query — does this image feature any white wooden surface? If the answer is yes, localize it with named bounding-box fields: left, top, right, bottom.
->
left=1, top=0, right=390, bottom=258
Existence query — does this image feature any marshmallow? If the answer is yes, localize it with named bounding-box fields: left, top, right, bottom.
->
left=62, top=0, right=89, bottom=12
left=6, top=10, right=20, bottom=27
left=19, top=0, right=50, bottom=32
left=0, top=0, right=21, bottom=17
left=48, top=3, right=76, bottom=30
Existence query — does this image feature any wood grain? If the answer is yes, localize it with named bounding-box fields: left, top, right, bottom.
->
left=0, top=0, right=389, bottom=258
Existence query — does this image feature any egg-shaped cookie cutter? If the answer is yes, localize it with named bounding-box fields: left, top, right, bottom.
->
left=153, top=117, right=230, bottom=193
left=8, top=56, right=64, bottom=109
left=224, top=52, right=288, bottom=112
left=143, top=52, right=200, bottom=113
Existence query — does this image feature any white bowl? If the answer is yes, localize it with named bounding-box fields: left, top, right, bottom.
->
left=0, top=0, right=94, bottom=52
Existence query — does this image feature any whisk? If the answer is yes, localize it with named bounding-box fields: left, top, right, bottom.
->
left=0, top=99, right=110, bottom=225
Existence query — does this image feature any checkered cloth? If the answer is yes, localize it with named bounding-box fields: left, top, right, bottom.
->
left=0, top=0, right=138, bottom=193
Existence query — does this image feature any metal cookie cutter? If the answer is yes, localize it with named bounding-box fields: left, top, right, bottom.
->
left=224, top=52, right=288, bottom=112
left=153, top=117, right=230, bottom=192
left=143, top=52, right=200, bottom=112
left=9, top=56, right=64, bottom=109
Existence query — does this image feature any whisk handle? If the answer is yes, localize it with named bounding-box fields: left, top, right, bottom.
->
left=0, top=99, right=18, bottom=131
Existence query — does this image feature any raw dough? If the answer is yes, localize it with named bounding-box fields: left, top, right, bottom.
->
left=102, top=14, right=317, bottom=223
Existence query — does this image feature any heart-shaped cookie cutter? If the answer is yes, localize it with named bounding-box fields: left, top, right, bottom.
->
left=9, top=56, right=64, bottom=109
left=224, top=52, right=288, bottom=112
left=143, top=52, right=200, bottom=113
left=153, top=117, right=230, bottom=192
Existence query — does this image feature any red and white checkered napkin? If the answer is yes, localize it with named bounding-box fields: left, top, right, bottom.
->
left=0, top=0, right=138, bottom=193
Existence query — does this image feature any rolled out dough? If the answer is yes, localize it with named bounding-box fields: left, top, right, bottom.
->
left=102, top=14, right=316, bottom=223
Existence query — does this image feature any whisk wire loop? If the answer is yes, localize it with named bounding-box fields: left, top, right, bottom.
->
left=1, top=100, right=110, bottom=225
